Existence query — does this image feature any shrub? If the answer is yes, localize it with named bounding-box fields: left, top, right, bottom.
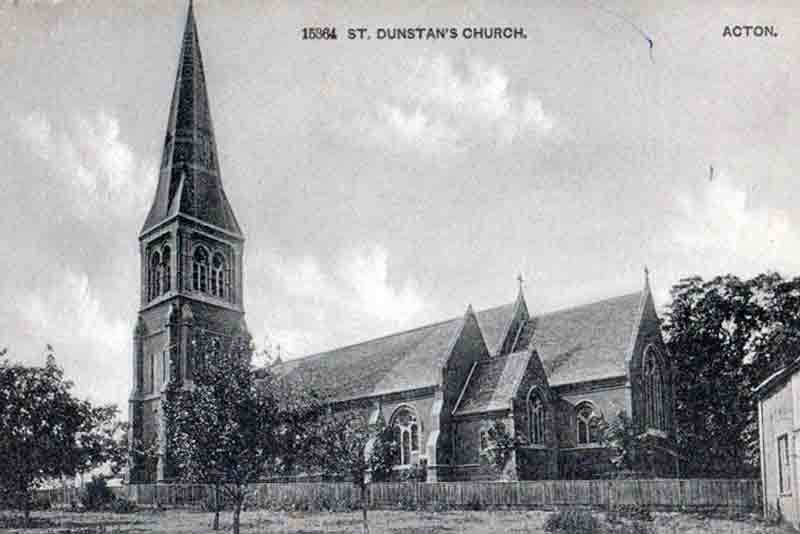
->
left=606, top=504, right=654, bottom=522
left=544, top=509, right=601, bottom=534
left=465, top=494, right=484, bottom=511
left=110, top=497, right=138, bottom=514
left=80, top=476, right=115, bottom=511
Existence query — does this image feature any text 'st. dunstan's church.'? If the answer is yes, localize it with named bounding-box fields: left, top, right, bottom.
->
left=129, top=4, right=678, bottom=483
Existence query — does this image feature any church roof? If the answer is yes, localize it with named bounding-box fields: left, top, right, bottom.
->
left=532, top=292, right=643, bottom=386
left=273, top=290, right=644, bottom=404
left=453, top=350, right=532, bottom=416
left=141, top=1, right=242, bottom=237
left=274, top=304, right=514, bottom=402
left=274, top=316, right=464, bottom=401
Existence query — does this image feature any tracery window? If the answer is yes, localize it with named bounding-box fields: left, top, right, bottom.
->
left=576, top=402, right=603, bottom=445
left=528, top=390, right=545, bottom=445
left=162, top=246, right=171, bottom=293
left=643, top=346, right=666, bottom=431
left=391, top=407, right=420, bottom=466
left=149, top=251, right=161, bottom=300
left=192, top=246, right=209, bottom=293
left=211, top=252, right=226, bottom=299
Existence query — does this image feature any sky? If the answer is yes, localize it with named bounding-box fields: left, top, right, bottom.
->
left=1, top=0, right=798, bottom=414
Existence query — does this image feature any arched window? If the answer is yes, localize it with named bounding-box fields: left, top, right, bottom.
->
left=643, top=346, right=666, bottom=431
left=149, top=251, right=161, bottom=300
left=192, top=247, right=209, bottom=293
left=391, top=407, right=420, bottom=466
left=162, top=246, right=171, bottom=294
left=528, top=390, right=545, bottom=445
left=211, top=253, right=226, bottom=299
left=576, top=402, right=603, bottom=445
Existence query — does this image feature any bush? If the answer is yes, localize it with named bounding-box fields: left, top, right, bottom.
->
left=544, top=509, right=601, bottom=534
left=80, top=476, right=115, bottom=511
left=606, top=504, right=654, bottom=523
left=110, top=497, right=138, bottom=514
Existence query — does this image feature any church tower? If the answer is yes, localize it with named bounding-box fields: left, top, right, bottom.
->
left=129, top=1, right=246, bottom=483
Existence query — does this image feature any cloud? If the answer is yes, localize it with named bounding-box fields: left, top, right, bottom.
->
left=337, top=245, right=425, bottom=323
left=19, top=269, right=130, bottom=406
left=670, top=170, right=800, bottom=274
left=17, top=110, right=156, bottom=220
left=260, top=244, right=426, bottom=354
left=357, top=55, right=553, bottom=154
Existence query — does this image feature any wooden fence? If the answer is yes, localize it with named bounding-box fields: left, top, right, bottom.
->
left=37, top=479, right=762, bottom=513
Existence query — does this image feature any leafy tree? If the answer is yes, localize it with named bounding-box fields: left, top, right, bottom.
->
left=0, top=351, right=114, bottom=524
left=309, top=410, right=396, bottom=531
left=479, top=420, right=526, bottom=480
left=664, top=273, right=800, bottom=477
left=164, top=331, right=321, bottom=534
left=600, top=411, right=658, bottom=476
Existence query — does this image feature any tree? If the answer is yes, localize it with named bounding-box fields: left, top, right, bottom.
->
left=164, top=331, right=321, bottom=534
left=479, top=420, right=527, bottom=480
left=664, top=273, right=800, bottom=477
left=309, top=410, right=396, bottom=532
left=600, top=411, right=658, bottom=476
left=0, top=351, right=113, bottom=524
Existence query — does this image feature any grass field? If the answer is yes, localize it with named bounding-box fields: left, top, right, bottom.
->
left=0, top=509, right=794, bottom=534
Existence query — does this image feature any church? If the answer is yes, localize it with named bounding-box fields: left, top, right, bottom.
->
left=128, top=3, right=678, bottom=483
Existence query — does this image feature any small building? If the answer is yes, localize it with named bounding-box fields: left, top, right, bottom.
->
left=755, top=357, right=800, bottom=525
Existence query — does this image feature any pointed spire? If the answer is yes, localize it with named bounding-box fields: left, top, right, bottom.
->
left=644, top=265, right=651, bottom=294
left=141, top=1, right=242, bottom=237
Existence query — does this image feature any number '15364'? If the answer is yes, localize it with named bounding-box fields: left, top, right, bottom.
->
left=302, top=27, right=338, bottom=40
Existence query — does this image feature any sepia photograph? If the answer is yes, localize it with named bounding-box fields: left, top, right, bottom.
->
left=0, top=1, right=798, bottom=532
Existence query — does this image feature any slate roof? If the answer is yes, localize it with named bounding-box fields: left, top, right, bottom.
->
left=274, top=304, right=517, bottom=402
left=273, top=290, right=645, bottom=406
left=475, top=302, right=517, bottom=356
left=453, top=350, right=532, bottom=415
left=142, top=2, right=242, bottom=236
left=532, top=292, right=643, bottom=386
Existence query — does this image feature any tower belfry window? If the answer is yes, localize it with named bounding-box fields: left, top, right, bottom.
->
left=162, top=246, right=171, bottom=293
left=192, top=247, right=209, bottom=293
left=149, top=251, right=161, bottom=300
left=212, top=253, right=226, bottom=299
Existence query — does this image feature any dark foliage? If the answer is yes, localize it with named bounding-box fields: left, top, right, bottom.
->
left=664, top=273, right=800, bottom=477
left=0, top=350, right=122, bottom=524
left=164, top=330, right=323, bottom=534
left=544, top=509, right=602, bottom=534
left=80, top=476, right=115, bottom=511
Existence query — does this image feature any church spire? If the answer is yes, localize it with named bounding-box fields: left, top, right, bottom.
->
left=141, top=1, right=242, bottom=237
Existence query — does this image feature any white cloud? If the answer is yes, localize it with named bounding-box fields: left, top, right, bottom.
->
left=19, top=269, right=130, bottom=406
left=17, top=110, right=156, bottom=220
left=671, top=170, right=800, bottom=274
left=337, top=244, right=424, bottom=324
left=260, top=244, right=426, bottom=354
left=359, top=55, right=553, bottom=154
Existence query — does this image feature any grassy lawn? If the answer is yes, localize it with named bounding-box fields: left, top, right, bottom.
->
left=0, top=509, right=794, bottom=534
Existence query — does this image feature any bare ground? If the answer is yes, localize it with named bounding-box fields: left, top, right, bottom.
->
left=0, top=509, right=795, bottom=534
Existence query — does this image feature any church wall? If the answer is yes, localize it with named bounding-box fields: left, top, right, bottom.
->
left=449, top=413, right=512, bottom=480
left=628, top=293, right=674, bottom=436
left=380, top=393, right=435, bottom=466
left=556, top=382, right=630, bottom=448
left=517, top=447, right=559, bottom=480
left=434, top=314, right=491, bottom=468
left=510, top=351, right=558, bottom=479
